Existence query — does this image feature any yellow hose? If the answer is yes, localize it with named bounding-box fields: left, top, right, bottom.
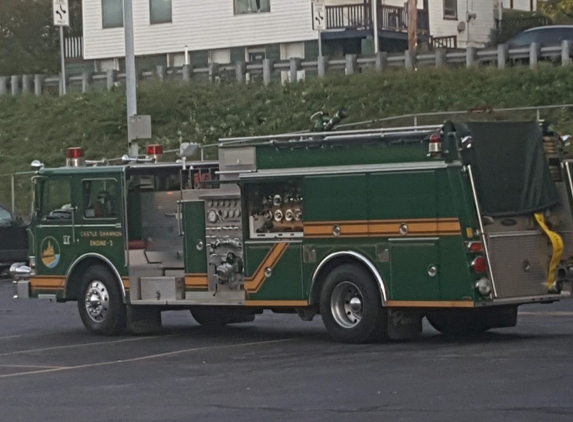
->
left=534, top=212, right=564, bottom=292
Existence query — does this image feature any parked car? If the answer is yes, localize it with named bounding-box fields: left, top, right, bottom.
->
left=507, top=25, right=573, bottom=48
left=0, top=204, right=28, bottom=273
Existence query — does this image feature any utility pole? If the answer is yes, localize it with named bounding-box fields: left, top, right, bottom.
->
left=52, top=0, right=69, bottom=95
left=372, top=0, right=379, bottom=54
left=408, top=0, right=418, bottom=52
left=124, top=0, right=138, bottom=157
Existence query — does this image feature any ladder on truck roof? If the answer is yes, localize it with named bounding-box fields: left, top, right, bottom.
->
left=218, top=124, right=444, bottom=147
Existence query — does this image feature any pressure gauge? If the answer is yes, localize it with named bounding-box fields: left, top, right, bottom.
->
left=294, top=209, right=302, bottom=221
left=208, top=210, right=218, bottom=223
left=274, top=209, right=283, bottom=222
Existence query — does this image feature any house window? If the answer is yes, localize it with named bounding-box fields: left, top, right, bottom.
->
left=235, top=0, right=270, bottom=14
left=102, top=0, right=124, bottom=28
left=150, top=0, right=172, bottom=24
left=443, top=0, right=457, bottom=19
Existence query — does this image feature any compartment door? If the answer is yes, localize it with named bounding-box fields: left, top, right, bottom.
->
left=182, top=201, right=208, bottom=290
left=390, top=240, right=440, bottom=301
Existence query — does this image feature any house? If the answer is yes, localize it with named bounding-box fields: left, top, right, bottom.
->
left=502, top=0, right=540, bottom=11
left=78, top=1, right=501, bottom=74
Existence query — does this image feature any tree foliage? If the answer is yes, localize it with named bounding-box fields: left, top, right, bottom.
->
left=539, top=0, right=573, bottom=21
left=0, top=0, right=82, bottom=76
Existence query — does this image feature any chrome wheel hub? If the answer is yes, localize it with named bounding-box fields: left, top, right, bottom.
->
left=84, top=280, right=110, bottom=323
left=331, top=281, right=364, bottom=328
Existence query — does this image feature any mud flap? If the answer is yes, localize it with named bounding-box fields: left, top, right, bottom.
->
left=126, top=305, right=162, bottom=334
left=386, top=309, right=423, bottom=340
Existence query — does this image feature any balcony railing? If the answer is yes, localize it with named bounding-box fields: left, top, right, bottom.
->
left=325, top=3, right=429, bottom=34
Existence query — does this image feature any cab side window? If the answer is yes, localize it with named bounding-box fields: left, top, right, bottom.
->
left=41, top=178, right=72, bottom=221
left=83, top=179, right=119, bottom=219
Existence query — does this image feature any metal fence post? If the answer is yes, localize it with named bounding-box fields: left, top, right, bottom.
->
left=435, top=48, right=447, bottom=67
left=182, top=64, right=192, bottom=82
left=208, top=62, right=220, bottom=82
left=497, top=44, right=508, bottom=69
left=81, top=72, right=92, bottom=92
left=11, top=75, right=20, bottom=95
left=263, top=59, right=274, bottom=85
left=0, top=76, right=7, bottom=95
left=106, top=69, right=118, bottom=91
left=156, top=65, right=165, bottom=82
left=22, top=75, right=33, bottom=94
left=345, top=54, right=357, bottom=74
left=405, top=50, right=416, bottom=70
left=317, top=56, right=329, bottom=78
left=34, top=74, right=45, bottom=96
left=11, top=174, right=15, bottom=215
left=562, top=40, right=571, bottom=66
left=466, top=47, right=477, bottom=67
left=235, top=61, right=245, bottom=83
left=529, top=42, right=540, bottom=69
left=375, top=51, right=388, bottom=71
left=289, top=57, right=301, bottom=82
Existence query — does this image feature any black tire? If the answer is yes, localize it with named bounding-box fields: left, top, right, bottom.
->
left=77, top=265, right=126, bottom=335
left=426, top=309, right=490, bottom=336
left=319, top=264, right=387, bottom=344
left=191, top=307, right=255, bottom=328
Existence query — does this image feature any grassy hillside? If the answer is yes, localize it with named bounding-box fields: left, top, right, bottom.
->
left=1, top=64, right=573, bottom=212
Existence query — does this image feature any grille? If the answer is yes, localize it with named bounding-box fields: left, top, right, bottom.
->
left=487, top=231, right=550, bottom=298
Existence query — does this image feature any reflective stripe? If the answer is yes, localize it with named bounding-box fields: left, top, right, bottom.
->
left=534, top=212, right=564, bottom=291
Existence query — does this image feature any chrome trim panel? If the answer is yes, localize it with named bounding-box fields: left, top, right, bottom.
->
left=240, top=161, right=459, bottom=180
left=474, top=294, right=562, bottom=306
left=310, top=251, right=387, bottom=305
left=467, top=165, right=498, bottom=297
left=488, top=230, right=543, bottom=238
left=66, top=253, right=126, bottom=298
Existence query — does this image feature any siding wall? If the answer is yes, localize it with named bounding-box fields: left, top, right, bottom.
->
left=428, top=0, right=495, bottom=48
left=83, top=0, right=317, bottom=60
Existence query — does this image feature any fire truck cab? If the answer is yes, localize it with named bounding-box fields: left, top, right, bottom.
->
left=12, top=121, right=566, bottom=343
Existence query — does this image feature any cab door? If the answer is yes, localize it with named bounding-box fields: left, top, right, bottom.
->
left=76, top=177, right=125, bottom=272
left=33, top=176, right=77, bottom=295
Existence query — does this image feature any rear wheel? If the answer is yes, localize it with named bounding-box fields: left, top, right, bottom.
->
left=319, top=264, right=387, bottom=343
left=426, top=309, right=490, bottom=336
left=78, top=265, right=126, bottom=335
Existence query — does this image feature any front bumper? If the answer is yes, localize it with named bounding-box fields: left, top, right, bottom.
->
left=10, top=262, right=33, bottom=299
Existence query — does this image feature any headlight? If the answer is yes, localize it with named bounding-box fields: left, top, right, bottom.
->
left=475, top=277, right=492, bottom=296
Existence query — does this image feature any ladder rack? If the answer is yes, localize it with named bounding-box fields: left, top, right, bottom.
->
left=218, top=124, right=443, bottom=147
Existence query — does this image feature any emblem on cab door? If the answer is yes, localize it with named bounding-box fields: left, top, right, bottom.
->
left=40, top=237, right=61, bottom=269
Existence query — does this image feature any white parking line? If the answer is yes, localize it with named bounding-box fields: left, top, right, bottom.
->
left=0, top=335, right=168, bottom=357
left=0, top=335, right=22, bottom=340
left=0, top=337, right=299, bottom=379
left=519, top=311, right=573, bottom=317
left=0, top=364, right=64, bottom=369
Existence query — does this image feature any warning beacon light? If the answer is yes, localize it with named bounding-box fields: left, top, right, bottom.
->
left=146, top=144, right=164, bottom=162
left=66, top=147, right=85, bottom=167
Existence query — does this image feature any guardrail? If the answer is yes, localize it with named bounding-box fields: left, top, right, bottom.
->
left=0, top=40, right=572, bottom=95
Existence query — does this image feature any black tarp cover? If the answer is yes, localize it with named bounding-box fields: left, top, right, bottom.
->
left=455, top=121, right=559, bottom=217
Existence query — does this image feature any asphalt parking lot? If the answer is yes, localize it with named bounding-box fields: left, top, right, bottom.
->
left=1, top=280, right=573, bottom=422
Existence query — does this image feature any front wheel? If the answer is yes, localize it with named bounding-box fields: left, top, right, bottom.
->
left=78, top=265, right=126, bottom=335
left=319, top=264, right=387, bottom=343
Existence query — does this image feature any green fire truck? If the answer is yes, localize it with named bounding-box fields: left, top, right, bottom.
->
left=11, top=119, right=568, bottom=343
